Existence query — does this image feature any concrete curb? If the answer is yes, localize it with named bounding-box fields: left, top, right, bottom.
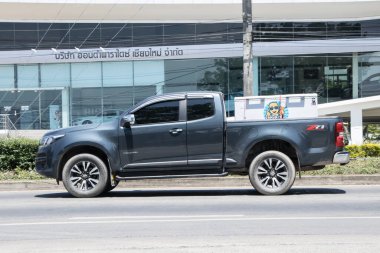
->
left=0, top=175, right=379, bottom=191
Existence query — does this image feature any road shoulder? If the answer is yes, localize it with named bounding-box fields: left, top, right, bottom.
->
left=0, top=174, right=379, bottom=191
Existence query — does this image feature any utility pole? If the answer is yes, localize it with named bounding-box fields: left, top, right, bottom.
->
left=242, top=0, right=253, bottom=96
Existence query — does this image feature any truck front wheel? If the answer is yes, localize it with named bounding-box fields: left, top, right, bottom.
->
left=249, top=150, right=296, bottom=195
left=62, top=154, right=108, bottom=198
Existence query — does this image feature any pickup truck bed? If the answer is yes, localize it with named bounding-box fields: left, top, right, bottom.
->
left=226, top=117, right=344, bottom=170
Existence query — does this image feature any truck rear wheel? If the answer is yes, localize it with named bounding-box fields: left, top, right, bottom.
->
left=249, top=150, right=296, bottom=195
left=62, top=153, right=108, bottom=198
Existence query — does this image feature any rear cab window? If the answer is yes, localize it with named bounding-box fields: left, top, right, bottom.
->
left=187, top=98, right=215, bottom=121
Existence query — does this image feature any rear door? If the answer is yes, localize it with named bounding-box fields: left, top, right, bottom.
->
left=186, top=95, right=224, bottom=172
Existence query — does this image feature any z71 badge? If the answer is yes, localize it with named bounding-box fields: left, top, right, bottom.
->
left=306, top=125, right=326, bottom=131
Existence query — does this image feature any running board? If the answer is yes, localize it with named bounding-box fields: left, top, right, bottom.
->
left=116, top=172, right=228, bottom=181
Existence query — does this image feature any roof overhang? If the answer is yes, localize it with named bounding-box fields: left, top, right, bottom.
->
left=253, top=38, right=380, bottom=56
left=0, top=0, right=379, bottom=23
left=318, top=95, right=380, bottom=121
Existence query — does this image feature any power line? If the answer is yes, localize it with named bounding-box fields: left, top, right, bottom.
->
left=77, top=1, right=119, bottom=49
left=68, top=62, right=218, bottom=105
left=78, top=23, right=101, bottom=49
left=35, top=0, right=68, bottom=50
left=104, top=23, right=129, bottom=48
left=55, top=0, right=93, bottom=49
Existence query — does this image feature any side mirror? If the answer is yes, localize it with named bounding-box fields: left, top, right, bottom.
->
left=122, top=114, right=135, bottom=127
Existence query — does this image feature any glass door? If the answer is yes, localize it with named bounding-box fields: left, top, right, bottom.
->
left=0, top=89, right=62, bottom=130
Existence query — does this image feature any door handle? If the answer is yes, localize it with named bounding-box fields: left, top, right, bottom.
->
left=169, top=128, right=183, bottom=134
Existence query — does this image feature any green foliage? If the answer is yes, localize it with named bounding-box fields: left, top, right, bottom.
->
left=0, top=138, right=39, bottom=172
left=345, top=145, right=365, bottom=158
left=364, top=124, right=380, bottom=141
left=345, top=144, right=380, bottom=158
left=361, top=144, right=380, bottom=157
left=307, top=144, right=380, bottom=175
left=305, top=157, right=380, bottom=175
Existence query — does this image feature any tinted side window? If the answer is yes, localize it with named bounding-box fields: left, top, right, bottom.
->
left=134, top=100, right=179, bottom=124
left=187, top=98, right=214, bottom=121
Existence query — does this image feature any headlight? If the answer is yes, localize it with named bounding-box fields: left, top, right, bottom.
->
left=40, top=134, right=65, bottom=146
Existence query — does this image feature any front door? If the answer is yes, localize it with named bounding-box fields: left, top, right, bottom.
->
left=119, top=99, right=187, bottom=173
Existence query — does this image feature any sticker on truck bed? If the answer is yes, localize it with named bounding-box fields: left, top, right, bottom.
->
left=264, top=101, right=289, bottom=119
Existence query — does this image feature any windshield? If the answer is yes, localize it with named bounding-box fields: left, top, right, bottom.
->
left=124, top=95, right=157, bottom=114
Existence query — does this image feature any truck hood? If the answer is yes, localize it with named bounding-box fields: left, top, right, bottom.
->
left=42, top=119, right=116, bottom=137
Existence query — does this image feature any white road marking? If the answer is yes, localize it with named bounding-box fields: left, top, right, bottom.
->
left=69, top=215, right=245, bottom=220
left=1, top=216, right=380, bottom=227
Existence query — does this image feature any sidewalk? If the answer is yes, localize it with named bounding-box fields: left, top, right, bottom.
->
left=0, top=175, right=379, bottom=191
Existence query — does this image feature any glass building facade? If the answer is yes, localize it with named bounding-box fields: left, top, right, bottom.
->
left=0, top=21, right=379, bottom=50
left=0, top=21, right=379, bottom=130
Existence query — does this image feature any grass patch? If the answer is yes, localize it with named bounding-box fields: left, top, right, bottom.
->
left=305, top=157, right=380, bottom=175
left=0, top=169, right=45, bottom=181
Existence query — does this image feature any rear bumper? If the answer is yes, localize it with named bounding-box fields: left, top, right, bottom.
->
left=333, top=151, right=350, bottom=164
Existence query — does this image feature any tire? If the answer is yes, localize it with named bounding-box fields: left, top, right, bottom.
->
left=249, top=150, right=296, bottom=195
left=62, top=153, right=108, bottom=198
left=82, top=120, right=92, bottom=125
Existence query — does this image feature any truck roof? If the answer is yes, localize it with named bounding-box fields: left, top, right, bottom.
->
left=129, top=91, right=221, bottom=113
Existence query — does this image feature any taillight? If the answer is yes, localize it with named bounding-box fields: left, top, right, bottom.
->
left=335, top=122, right=344, bottom=147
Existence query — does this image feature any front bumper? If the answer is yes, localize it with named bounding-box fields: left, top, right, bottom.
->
left=333, top=151, right=350, bottom=164
left=35, top=146, right=55, bottom=178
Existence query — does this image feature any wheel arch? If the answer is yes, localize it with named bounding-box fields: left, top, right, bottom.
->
left=244, top=138, right=299, bottom=171
left=57, top=145, right=111, bottom=181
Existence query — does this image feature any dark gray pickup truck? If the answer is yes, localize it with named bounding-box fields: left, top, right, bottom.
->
left=36, top=92, right=349, bottom=197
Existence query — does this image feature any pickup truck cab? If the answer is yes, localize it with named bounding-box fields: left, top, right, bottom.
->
left=36, top=92, right=349, bottom=197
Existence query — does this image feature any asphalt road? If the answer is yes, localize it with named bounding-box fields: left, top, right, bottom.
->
left=0, top=185, right=380, bottom=253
